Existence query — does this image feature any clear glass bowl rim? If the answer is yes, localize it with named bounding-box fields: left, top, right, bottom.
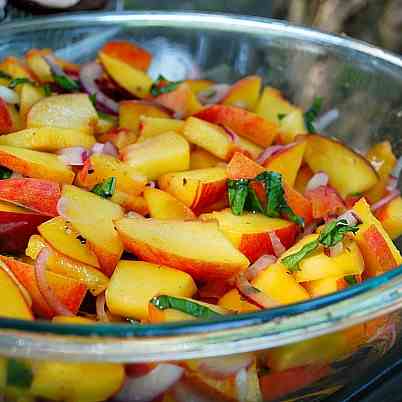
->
left=0, top=11, right=401, bottom=362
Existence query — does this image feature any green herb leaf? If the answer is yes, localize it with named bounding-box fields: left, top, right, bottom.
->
left=0, top=166, right=12, bottom=180
left=53, top=74, right=80, bottom=92
left=318, top=219, right=359, bottom=247
left=43, top=84, right=52, bottom=97
left=7, top=359, right=33, bottom=389
left=277, top=113, right=287, bottom=121
left=0, top=71, right=11, bottom=80
left=89, top=93, right=97, bottom=107
left=150, top=75, right=183, bottom=97
left=8, top=77, right=35, bottom=89
left=150, top=295, right=222, bottom=319
left=345, top=275, right=358, bottom=286
left=97, top=111, right=116, bottom=121
left=245, top=186, right=264, bottom=213
left=304, top=96, right=323, bottom=133
left=227, top=178, right=249, bottom=215
left=282, top=239, right=319, bottom=272
left=91, top=177, right=116, bottom=199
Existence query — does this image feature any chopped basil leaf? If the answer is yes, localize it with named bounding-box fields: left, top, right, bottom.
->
left=282, top=240, right=319, bottom=272
left=150, top=295, right=222, bottom=319
left=304, top=96, right=323, bottom=133
left=89, top=93, right=97, bottom=107
left=0, top=71, right=11, bottom=80
left=8, top=77, right=35, bottom=89
left=53, top=74, right=80, bottom=92
left=6, top=359, right=33, bottom=389
left=150, top=75, right=183, bottom=97
left=345, top=275, right=358, bottom=286
left=228, top=178, right=249, bottom=216
left=43, top=84, right=52, bottom=97
left=277, top=113, right=287, bottom=121
left=0, top=166, right=12, bottom=179
left=245, top=186, right=264, bottom=213
left=91, top=177, right=116, bottom=199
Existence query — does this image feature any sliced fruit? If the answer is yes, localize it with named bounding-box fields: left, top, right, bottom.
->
left=236, top=136, right=263, bottom=160
left=106, top=260, right=197, bottom=320
left=138, top=116, right=185, bottom=141
left=25, top=49, right=54, bottom=83
left=304, top=276, right=346, bottom=298
left=0, top=145, right=74, bottom=184
left=121, top=132, right=190, bottom=181
left=27, top=94, right=98, bottom=135
left=0, top=127, right=95, bottom=151
left=144, top=188, right=196, bottom=220
left=115, top=217, right=249, bottom=280
left=221, top=75, right=262, bottom=110
left=61, top=185, right=124, bottom=276
left=294, top=165, right=313, bottom=194
left=97, top=127, right=136, bottom=150
left=200, top=209, right=298, bottom=262
left=0, top=98, right=17, bottom=134
left=185, top=79, right=215, bottom=95
left=194, top=104, right=279, bottom=147
left=304, top=134, right=379, bottom=198
left=218, top=289, right=259, bottom=314
left=376, top=196, right=402, bottom=240
left=111, top=191, right=149, bottom=216
left=19, top=83, right=45, bottom=122
left=304, top=185, right=345, bottom=220
left=278, top=110, right=307, bottom=144
left=190, top=148, right=221, bottom=170
left=158, top=167, right=227, bottom=214
left=0, top=56, right=35, bottom=80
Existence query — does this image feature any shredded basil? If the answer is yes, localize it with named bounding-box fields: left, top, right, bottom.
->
left=43, top=84, right=52, bottom=97
left=0, top=166, right=12, bottom=180
left=282, top=218, right=359, bottom=271
left=277, top=113, right=287, bottom=121
left=6, top=359, right=33, bottom=389
left=245, top=186, right=264, bottom=214
left=150, top=75, right=183, bottom=97
left=304, top=96, right=323, bottom=133
left=53, top=74, right=80, bottom=92
left=0, top=71, right=11, bottom=80
left=227, top=179, right=249, bottom=215
left=89, top=93, right=97, bottom=107
left=150, top=295, right=222, bottom=319
left=91, top=177, right=116, bottom=199
left=8, top=77, right=35, bottom=89
left=345, top=275, right=358, bottom=286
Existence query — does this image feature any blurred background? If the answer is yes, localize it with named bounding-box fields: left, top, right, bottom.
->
left=1, top=0, right=402, bottom=53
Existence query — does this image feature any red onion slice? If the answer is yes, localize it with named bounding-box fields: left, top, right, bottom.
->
left=222, top=125, right=240, bottom=144
left=114, top=363, right=183, bottom=402
left=96, top=291, right=109, bottom=322
left=79, top=61, right=119, bottom=114
left=197, top=84, right=230, bottom=105
left=196, top=353, right=253, bottom=380
left=305, top=172, right=329, bottom=192
left=235, top=273, right=278, bottom=309
left=268, top=231, right=286, bottom=258
left=35, top=247, right=74, bottom=316
left=0, top=259, right=32, bottom=308
left=0, top=86, right=19, bottom=104
left=57, top=147, right=89, bottom=166
left=146, top=181, right=156, bottom=188
left=256, top=145, right=284, bottom=165
left=371, top=189, right=400, bottom=212
left=386, top=156, right=402, bottom=192
left=246, top=254, right=276, bottom=281
left=91, top=141, right=118, bottom=157
left=329, top=241, right=344, bottom=257
left=337, top=210, right=361, bottom=226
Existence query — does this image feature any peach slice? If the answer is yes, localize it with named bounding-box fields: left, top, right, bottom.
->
left=278, top=110, right=307, bottom=144
left=121, top=132, right=190, bottom=180
left=38, top=217, right=100, bottom=268
left=158, top=167, right=227, bottom=214
left=218, top=289, right=259, bottom=314
left=25, top=49, right=54, bottom=83
left=119, top=100, right=171, bottom=135
left=61, top=185, right=124, bottom=276
left=27, top=94, right=98, bottom=135
left=100, top=40, right=152, bottom=72
left=227, top=151, right=264, bottom=179
left=183, top=117, right=235, bottom=161
left=294, top=165, right=313, bottom=194
left=0, top=56, right=36, bottom=81
left=221, top=75, right=262, bottom=110
left=0, top=178, right=60, bottom=216
left=0, top=98, right=15, bottom=135
left=26, top=235, right=108, bottom=296
left=194, top=104, right=279, bottom=147
left=364, top=141, right=397, bottom=203
left=75, top=153, right=147, bottom=196
left=304, top=134, right=379, bottom=198
left=115, top=217, right=249, bottom=280
left=236, top=136, right=263, bottom=160
left=375, top=196, right=402, bottom=240
left=154, top=82, right=203, bottom=118
left=190, top=148, right=221, bottom=170
left=19, top=83, right=45, bottom=122
left=185, top=79, right=215, bottom=95
left=138, top=116, right=185, bottom=141
left=304, top=185, right=345, bottom=220
left=99, top=49, right=153, bottom=98
left=105, top=260, right=197, bottom=320
left=97, top=127, right=136, bottom=150
left=0, top=145, right=75, bottom=184
left=0, top=127, right=95, bottom=151
left=95, top=114, right=118, bottom=136
left=0, top=255, right=87, bottom=318
left=262, top=140, right=306, bottom=187
left=353, top=198, right=402, bottom=277
left=304, top=276, right=347, bottom=298
left=111, top=191, right=149, bottom=216
left=144, top=187, right=196, bottom=220
left=200, top=209, right=298, bottom=262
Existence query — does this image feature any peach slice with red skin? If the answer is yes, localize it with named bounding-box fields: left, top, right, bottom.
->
left=0, top=255, right=86, bottom=318
left=194, top=104, right=279, bottom=147
left=0, top=178, right=60, bottom=216
left=375, top=196, right=402, bottom=240
left=115, top=217, right=249, bottom=281
left=304, top=185, right=345, bottom=220
left=97, top=128, right=137, bottom=150
left=0, top=56, right=36, bottom=81
left=0, top=98, right=15, bottom=135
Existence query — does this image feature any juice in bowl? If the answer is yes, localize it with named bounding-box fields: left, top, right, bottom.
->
left=0, top=12, right=401, bottom=401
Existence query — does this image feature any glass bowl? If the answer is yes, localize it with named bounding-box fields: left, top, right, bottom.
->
left=0, top=12, right=401, bottom=402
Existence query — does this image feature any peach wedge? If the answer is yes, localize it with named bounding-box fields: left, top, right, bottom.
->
left=115, top=217, right=249, bottom=280
left=221, top=75, right=262, bottom=110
